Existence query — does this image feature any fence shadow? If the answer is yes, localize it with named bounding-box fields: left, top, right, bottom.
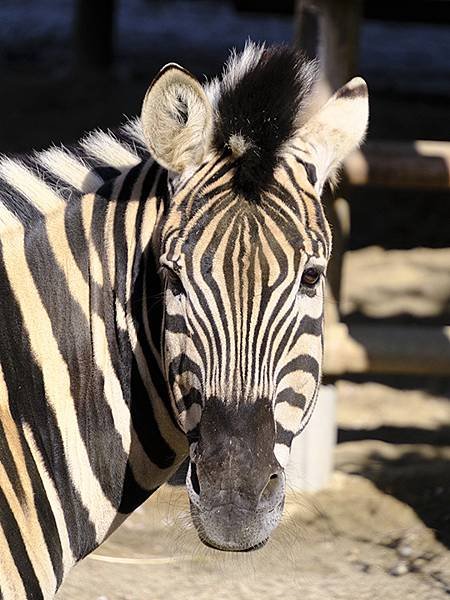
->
left=338, top=424, right=450, bottom=446
left=364, top=452, right=450, bottom=549
left=340, top=433, right=450, bottom=549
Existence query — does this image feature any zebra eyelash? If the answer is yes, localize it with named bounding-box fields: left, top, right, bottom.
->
left=163, top=265, right=186, bottom=297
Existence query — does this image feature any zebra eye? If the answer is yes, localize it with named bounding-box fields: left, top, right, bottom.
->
left=165, top=267, right=186, bottom=296
left=301, top=267, right=321, bottom=287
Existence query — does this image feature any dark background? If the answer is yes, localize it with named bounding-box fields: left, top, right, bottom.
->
left=0, top=0, right=449, bottom=251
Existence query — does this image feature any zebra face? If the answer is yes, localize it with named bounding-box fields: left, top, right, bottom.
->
left=141, top=44, right=368, bottom=551
left=159, top=163, right=328, bottom=550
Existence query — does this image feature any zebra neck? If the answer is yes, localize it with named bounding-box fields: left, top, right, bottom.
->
left=0, top=146, right=187, bottom=592
left=88, top=160, right=188, bottom=514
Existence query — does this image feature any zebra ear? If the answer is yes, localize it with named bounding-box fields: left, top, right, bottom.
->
left=297, top=77, right=369, bottom=192
left=141, top=64, right=213, bottom=173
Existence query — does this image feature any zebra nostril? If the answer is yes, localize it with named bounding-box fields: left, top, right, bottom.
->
left=190, top=461, right=200, bottom=495
left=259, top=471, right=283, bottom=506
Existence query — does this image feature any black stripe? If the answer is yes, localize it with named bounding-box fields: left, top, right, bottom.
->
left=276, top=354, right=319, bottom=385
left=293, top=158, right=317, bottom=187
left=64, top=196, right=90, bottom=284
left=19, top=434, right=64, bottom=588
left=0, top=486, right=44, bottom=600
left=93, top=165, right=121, bottom=181
left=276, top=389, right=306, bottom=410
left=0, top=419, right=26, bottom=503
left=130, top=161, right=161, bottom=292
left=118, top=463, right=153, bottom=514
left=128, top=356, right=177, bottom=468
left=271, top=306, right=299, bottom=368
left=180, top=388, right=203, bottom=412
left=276, top=424, right=295, bottom=447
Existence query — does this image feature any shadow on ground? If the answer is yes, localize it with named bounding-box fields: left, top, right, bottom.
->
left=337, top=432, right=450, bottom=550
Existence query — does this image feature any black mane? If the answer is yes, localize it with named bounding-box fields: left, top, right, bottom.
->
left=211, top=45, right=317, bottom=202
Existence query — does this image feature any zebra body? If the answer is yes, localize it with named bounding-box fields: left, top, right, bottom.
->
left=0, top=43, right=368, bottom=597
left=0, top=133, right=187, bottom=597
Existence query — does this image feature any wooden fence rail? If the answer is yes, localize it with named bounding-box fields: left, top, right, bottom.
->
left=324, top=323, right=450, bottom=376
left=345, top=140, right=450, bottom=190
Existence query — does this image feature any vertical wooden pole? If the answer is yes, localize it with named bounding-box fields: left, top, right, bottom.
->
left=295, top=0, right=362, bottom=93
left=74, top=0, right=116, bottom=71
left=294, top=3, right=320, bottom=62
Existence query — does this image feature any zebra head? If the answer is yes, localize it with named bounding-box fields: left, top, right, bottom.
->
left=141, top=44, right=368, bottom=551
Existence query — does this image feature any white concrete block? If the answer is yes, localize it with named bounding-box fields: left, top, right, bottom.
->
left=285, top=385, right=337, bottom=492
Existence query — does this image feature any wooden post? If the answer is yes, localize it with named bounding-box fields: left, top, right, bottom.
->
left=345, top=140, right=450, bottom=189
left=74, top=0, right=116, bottom=71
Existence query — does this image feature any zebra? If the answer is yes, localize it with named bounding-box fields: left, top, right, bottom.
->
left=0, top=42, right=368, bottom=598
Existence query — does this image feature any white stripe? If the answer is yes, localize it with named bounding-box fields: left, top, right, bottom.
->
left=81, top=131, right=140, bottom=170
left=0, top=157, right=64, bottom=214
left=0, top=200, right=22, bottom=230
left=37, top=147, right=103, bottom=193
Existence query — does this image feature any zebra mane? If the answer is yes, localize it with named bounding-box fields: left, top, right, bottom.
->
left=205, top=42, right=318, bottom=202
left=0, top=117, right=149, bottom=231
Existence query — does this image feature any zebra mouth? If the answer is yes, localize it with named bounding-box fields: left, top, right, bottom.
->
left=198, top=534, right=269, bottom=552
left=189, top=499, right=282, bottom=553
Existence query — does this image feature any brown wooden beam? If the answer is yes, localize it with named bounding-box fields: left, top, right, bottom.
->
left=344, top=140, right=450, bottom=190
left=324, top=322, right=450, bottom=376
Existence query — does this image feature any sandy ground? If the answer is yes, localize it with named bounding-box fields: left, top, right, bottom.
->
left=58, top=476, right=450, bottom=600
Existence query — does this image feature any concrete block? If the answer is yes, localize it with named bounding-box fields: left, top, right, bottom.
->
left=286, top=385, right=337, bottom=492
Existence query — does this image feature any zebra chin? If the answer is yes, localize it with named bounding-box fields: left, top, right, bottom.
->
left=186, top=461, right=286, bottom=552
